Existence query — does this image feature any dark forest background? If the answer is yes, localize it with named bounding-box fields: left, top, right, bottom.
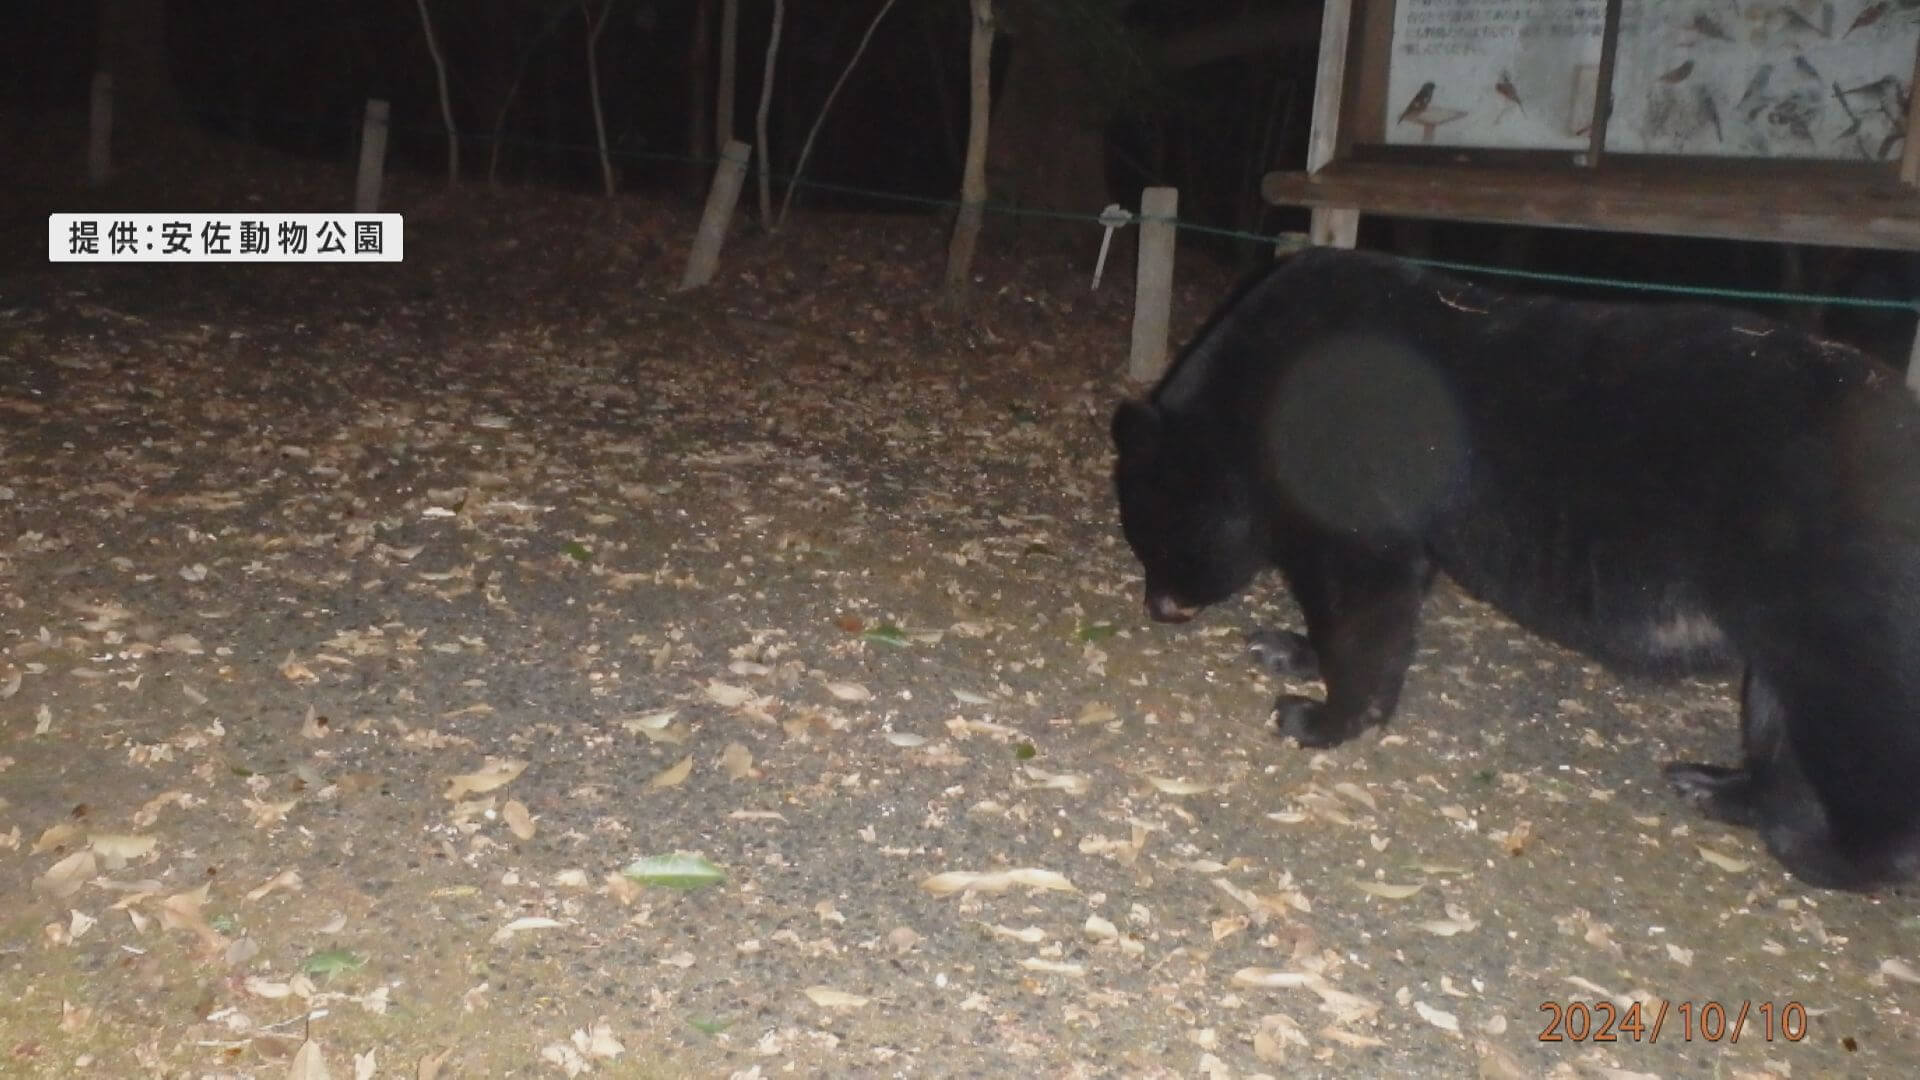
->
left=4, top=0, right=1322, bottom=237
left=4, top=0, right=1917, bottom=356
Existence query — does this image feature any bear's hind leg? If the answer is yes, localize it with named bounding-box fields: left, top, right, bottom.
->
left=1271, top=547, right=1432, bottom=748
left=1668, top=668, right=1898, bottom=890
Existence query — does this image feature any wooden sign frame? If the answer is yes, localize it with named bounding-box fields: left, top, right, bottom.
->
left=1266, top=0, right=1920, bottom=253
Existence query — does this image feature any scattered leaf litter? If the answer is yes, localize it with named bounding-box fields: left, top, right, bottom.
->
left=0, top=178, right=1906, bottom=1079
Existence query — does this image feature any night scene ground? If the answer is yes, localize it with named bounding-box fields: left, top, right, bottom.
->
left=7, top=1, right=1920, bottom=1075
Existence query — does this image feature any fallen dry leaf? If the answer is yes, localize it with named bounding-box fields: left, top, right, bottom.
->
left=1881, top=957, right=1920, bottom=985
left=1332, top=782, right=1377, bottom=810
left=1500, top=819, right=1534, bottom=856
left=1147, top=776, right=1214, bottom=795
left=245, top=869, right=304, bottom=902
left=417, top=1047, right=455, bottom=1080
left=1697, top=846, right=1751, bottom=873
left=1231, top=968, right=1381, bottom=1023
left=159, top=884, right=228, bottom=954
left=280, top=652, right=319, bottom=683
left=35, top=849, right=96, bottom=900
left=804, top=986, right=870, bottom=1009
left=649, top=755, right=693, bottom=788
left=131, top=790, right=193, bottom=828
left=503, top=799, right=536, bottom=840
left=1352, top=879, right=1424, bottom=900
left=920, top=868, right=1076, bottom=896
left=1020, top=958, right=1085, bottom=977
left=32, top=823, right=85, bottom=855
left=704, top=680, right=755, bottom=707
left=443, top=758, right=527, bottom=801
left=1413, top=1000, right=1459, bottom=1033
left=1023, top=765, right=1090, bottom=796
left=490, top=916, right=564, bottom=945
left=289, top=1038, right=331, bottom=1080
left=824, top=680, right=872, bottom=702
left=572, top=1021, right=625, bottom=1059
left=245, top=796, right=299, bottom=829
left=1415, top=915, right=1477, bottom=937
left=245, top=975, right=294, bottom=999
left=88, top=832, right=156, bottom=864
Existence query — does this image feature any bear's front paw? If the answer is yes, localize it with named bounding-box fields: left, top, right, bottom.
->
left=1272, top=695, right=1365, bottom=748
left=1249, top=629, right=1319, bottom=680
left=1663, top=761, right=1763, bottom=828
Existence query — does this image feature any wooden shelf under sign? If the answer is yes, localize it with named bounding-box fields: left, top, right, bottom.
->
left=1261, top=159, right=1920, bottom=251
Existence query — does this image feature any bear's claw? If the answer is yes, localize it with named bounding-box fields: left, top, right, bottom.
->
left=1249, top=629, right=1320, bottom=680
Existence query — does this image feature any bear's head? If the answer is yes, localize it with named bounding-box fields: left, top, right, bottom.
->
left=1111, top=399, right=1264, bottom=622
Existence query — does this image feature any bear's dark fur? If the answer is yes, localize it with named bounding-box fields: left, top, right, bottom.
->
left=1111, top=246, right=1920, bottom=891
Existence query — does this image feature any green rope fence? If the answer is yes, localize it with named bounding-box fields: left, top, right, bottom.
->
left=186, top=103, right=1920, bottom=316
left=1399, top=256, right=1920, bottom=314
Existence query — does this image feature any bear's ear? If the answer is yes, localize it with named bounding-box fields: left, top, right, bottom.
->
left=1111, top=399, right=1164, bottom=460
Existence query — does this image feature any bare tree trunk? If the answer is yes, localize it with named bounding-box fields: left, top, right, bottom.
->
left=687, top=0, right=713, bottom=189
left=945, top=0, right=993, bottom=304
left=716, top=0, right=739, bottom=149
left=756, top=0, right=786, bottom=227
left=583, top=0, right=616, bottom=197
left=489, top=3, right=574, bottom=188
left=96, top=0, right=180, bottom=131
left=778, top=0, right=899, bottom=228
left=414, top=0, right=460, bottom=185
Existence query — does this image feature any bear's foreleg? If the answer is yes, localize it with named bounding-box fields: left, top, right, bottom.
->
left=1269, top=545, right=1433, bottom=747
left=1664, top=667, right=1788, bottom=829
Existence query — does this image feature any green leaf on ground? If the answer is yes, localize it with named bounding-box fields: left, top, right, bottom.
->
left=623, top=852, right=727, bottom=890
left=303, top=948, right=366, bottom=976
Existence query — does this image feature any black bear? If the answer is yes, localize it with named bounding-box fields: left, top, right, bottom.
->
left=1111, top=245, right=1920, bottom=891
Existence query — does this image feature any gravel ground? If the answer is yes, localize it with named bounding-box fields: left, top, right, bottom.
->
left=2, top=141, right=1919, bottom=1078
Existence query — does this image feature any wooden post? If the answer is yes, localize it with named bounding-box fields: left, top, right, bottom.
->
left=1899, top=40, right=1920, bottom=395
left=1584, top=0, right=1625, bottom=167
left=1901, top=33, right=1920, bottom=404
left=1901, top=39, right=1920, bottom=186
left=355, top=99, right=390, bottom=213
left=1128, top=186, right=1179, bottom=383
left=1312, top=210, right=1359, bottom=249
left=87, top=72, right=112, bottom=188
left=679, top=139, right=752, bottom=291
left=1907, top=321, right=1920, bottom=398
left=1306, top=0, right=1358, bottom=247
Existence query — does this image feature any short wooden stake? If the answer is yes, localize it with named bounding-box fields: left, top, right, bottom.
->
left=1310, top=206, right=1359, bottom=248
left=1900, top=39, right=1920, bottom=186
left=355, top=99, right=391, bottom=213
left=1128, top=186, right=1179, bottom=383
left=1906, top=318, right=1920, bottom=399
left=679, top=139, right=752, bottom=291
